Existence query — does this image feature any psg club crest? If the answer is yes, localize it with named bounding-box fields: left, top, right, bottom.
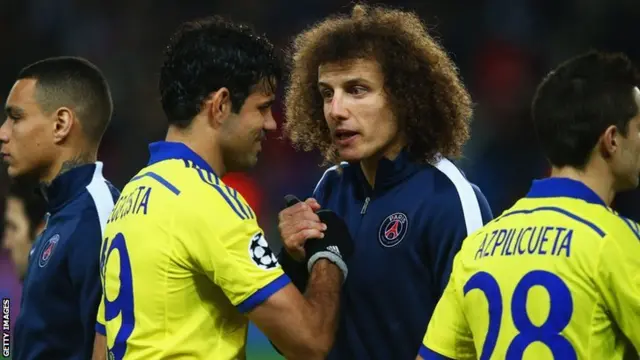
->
left=378, top=212, right=409, bottom=248
left=38, top=234, right=60, bottom=268
left=248, top=232, right=279, bottom=270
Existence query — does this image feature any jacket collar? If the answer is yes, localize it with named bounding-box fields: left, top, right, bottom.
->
left=42, top=162, right=102, bottom=212
left=352, top=148, right=424, bottom=195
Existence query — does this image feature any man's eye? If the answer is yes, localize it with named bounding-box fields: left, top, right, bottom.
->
left=350, top=86, right=367, bottom=95
left=320, top=89, right=333, bottom=99
left=258, top=102, right=274, bottom=111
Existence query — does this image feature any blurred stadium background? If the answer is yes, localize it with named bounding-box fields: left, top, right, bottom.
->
left=0, top=0, right=639, bottom=358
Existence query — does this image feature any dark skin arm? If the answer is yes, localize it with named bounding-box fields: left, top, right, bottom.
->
left=91, top=334, right=106, bottom=360
left=248, top=260, right=342, bottom=360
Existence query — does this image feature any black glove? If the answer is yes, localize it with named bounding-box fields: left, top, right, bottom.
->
left=282, top=195, right=354, bottom=282
left=304, top=209, right=354, bottom=282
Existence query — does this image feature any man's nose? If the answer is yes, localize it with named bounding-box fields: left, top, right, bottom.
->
left=264, top=111, right=277, bottom=131
left=0, top=120, right=11, bottom=143
left=329, top=94, right=349, bottom=120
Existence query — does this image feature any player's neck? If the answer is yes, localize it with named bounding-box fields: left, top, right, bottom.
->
left=550, top=166, right=616, bottom=206
left=166, top=126, right=226, bottom=177
left=40, top=147, right=96, bottom=187
left=359, top=137, right=405, bottom=188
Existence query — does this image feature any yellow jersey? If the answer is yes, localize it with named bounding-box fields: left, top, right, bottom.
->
left=420, top=177, right=640, bottom=360
left=95, top=141, right=289, bottom=360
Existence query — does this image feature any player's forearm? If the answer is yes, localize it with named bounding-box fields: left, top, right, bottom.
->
left=295, top=259, right=342, bottom=357
left=304, top=259, right=342, bottom=329
left=91, top=333, right=107, bottom=360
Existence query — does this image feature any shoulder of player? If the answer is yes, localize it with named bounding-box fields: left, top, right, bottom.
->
left=173, top=174, right=258, bottom=228
left=125, top=160, right=258, bottom=227
left=47, top=197, right=103, bottom=252
left=600, top=210, right=640, bottom=243
left=498, top=199, right=636, bottom=243
left=584, top=210, right=640, bottom=266
left=312, top=162, right=349, bottom=197
left=419, top=158, right=489, bottom=228
left=556, top=202, right=638, bottom=241
left=55, top=179, right=114, bottom=226
left=132, top=159, right=200, bottom=193
left=128, top=159, right=227, bottom=199
left=421, top=157, right=473, bottom=197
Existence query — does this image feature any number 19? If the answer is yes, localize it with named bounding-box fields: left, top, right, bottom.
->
left=100, top=233, right=136, bottom=360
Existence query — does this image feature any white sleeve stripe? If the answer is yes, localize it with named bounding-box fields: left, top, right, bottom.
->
left=434, top=158, right=484, bottom=235
left=85, top=161, right=116, bottom=236
left=312, top=163, right=346, bottom=196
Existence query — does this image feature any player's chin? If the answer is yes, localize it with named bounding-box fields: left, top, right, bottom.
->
left=336, top=145, right=364, bottom=162
left=242, top=153, right=260, bottom=170
left=6, top=164, right=25, bottom=179
left=618, top=175, right=640, bottom=192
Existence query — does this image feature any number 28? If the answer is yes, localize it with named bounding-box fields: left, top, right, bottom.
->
left=464, top=270, right=577, bottom=360
left=100, top=233, right=135, bottom=360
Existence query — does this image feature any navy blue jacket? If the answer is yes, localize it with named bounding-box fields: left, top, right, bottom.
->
left=313, top=151, right=493, bottom=360
left=13, top=163, right=119, bottom=360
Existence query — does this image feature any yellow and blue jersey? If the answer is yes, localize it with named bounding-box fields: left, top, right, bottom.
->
left=95, top=141, right=290, bottom=360
left=420, top=177, right=640, bottom=360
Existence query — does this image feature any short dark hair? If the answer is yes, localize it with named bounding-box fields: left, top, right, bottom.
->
left=285, top=4, right=472, bottom=165
left=18, top=56, right=114, bottom=144
left=7, top=183, right=47, bottom=238
left=159, top=16, right=282, bottom=127
left=532, top=51, right=640, bottom=169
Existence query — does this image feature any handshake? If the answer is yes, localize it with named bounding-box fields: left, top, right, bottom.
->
left=277, top=195, right=354, bottom=288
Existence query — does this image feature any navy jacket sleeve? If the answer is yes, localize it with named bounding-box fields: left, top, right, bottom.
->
left=426, top=184, right=493, bottom=296
left=67, top=212, right=104, bottom=343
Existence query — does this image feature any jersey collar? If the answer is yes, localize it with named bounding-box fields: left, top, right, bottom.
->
left=147, top=141, right=215, bottom=174
left=42, top=162, right=101, bottom=212
left=353, top=147, right=424, bottom=194
left=526, top=177, right=606, bottom=206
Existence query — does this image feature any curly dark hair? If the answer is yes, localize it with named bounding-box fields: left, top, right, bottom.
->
left=532, top=51, right=640, bottom=169
left=160, top=16, right=282, bottom=127
left=284, top=4, right=472, bottom=165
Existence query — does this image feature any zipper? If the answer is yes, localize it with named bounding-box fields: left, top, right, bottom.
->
left=352, top=196, right=371, bottom=255
left=42, top=212, right=51, bottom=232
left=360, top=197, right=370, bottom=214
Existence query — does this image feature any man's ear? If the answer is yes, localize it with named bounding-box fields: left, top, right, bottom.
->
left=207, top=88, right=233, bottom=128
left=52, top=107, right=74, bottom=144
left=600, top=124, right=620, bottom=159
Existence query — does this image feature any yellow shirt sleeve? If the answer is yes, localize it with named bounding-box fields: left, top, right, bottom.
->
left=421, top=254, right=476, bottom=360
left=181, top=194, right=290, bottom=313
left=595, top=219, right=640, bottom=351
